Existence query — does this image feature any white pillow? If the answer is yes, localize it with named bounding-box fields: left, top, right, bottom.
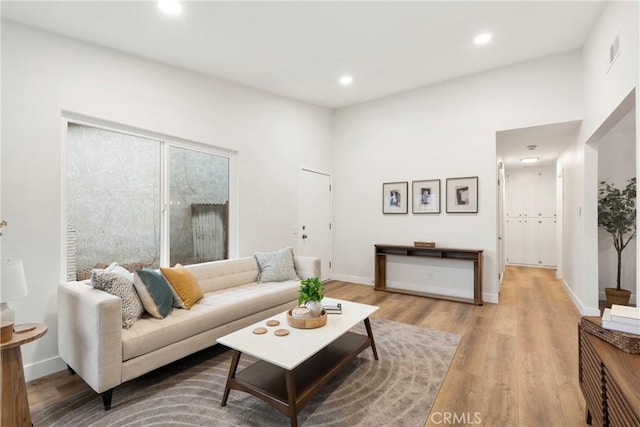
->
left=253, top=247, right=299, bottom=283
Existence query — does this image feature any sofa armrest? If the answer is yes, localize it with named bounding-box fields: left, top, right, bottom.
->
left=294, top=256, right=321, bottom=279
left=58, top=281, right=123, bottom=394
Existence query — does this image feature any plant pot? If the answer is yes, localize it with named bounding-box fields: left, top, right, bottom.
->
left=306, top=301, right=323, bottom=317
left=604, top=288, right=632, bottom=308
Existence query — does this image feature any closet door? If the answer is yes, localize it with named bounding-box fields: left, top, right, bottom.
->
left=505, top=218, right=523, bottom=264
left=505, top=173, right=523, bottom=218
left=538, top=168, right=557, bottom=218
left=522, top=218, right=538, bottom=265
left=538, top=218, right=557, bottom=267
left=521, top=172, right=538, bottom=218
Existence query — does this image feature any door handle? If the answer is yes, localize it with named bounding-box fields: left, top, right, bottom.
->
left=302, top=234, right=308, bottom=239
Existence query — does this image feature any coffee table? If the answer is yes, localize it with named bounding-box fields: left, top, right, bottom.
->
left=217, top=298, right=379, bottom=427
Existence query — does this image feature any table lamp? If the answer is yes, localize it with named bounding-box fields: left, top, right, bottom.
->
left=1, top=259, right=29, bottom=343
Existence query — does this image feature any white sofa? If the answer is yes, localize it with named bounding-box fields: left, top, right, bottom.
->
left=57, top=255, right=320, bottom=409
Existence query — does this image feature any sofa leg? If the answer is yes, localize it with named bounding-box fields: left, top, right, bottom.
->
left=101, top=389, right=113, bottom=410
left=66, top=365, right=76, bottom=375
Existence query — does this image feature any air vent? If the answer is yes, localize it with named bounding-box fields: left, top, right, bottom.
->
left=608, top=32, right=620, bottom=71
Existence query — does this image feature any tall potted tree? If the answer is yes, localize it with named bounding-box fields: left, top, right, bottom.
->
left=598, top=177, right=636, bottom=307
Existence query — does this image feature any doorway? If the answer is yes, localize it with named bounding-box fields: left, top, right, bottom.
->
left=496, top=120, right=580, bottom=278
left=298, top=169, right=332, bottom=280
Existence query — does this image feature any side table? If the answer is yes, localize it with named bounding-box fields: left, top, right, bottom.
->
left=1, top=323, right=47, bottom=427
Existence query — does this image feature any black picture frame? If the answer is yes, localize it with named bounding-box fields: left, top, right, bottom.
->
left=412, top=179, right=441, bottom=214
left=382, top=182, right=408, bottom=214
left=446, top=176, right=478, bottom=213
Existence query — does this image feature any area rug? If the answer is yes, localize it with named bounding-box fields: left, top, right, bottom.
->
left=33, top=318, right=460, bottom=426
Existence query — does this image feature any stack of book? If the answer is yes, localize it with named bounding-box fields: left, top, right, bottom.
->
left=322, top=302, right=342, bottom=314
left=602, top=304, right=640, bottom=335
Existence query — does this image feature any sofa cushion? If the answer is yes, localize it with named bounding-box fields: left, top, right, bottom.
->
left=185, top=257, right=259, bottom=293
left=91, top=263, right=144, bottom=329
left=254, top=247, right=299, bottom=283
left=161, top=266, right=204, bottom=309
left=121, top=280, right=299, bottom=361
left=134, top=269, right=173, bottom=318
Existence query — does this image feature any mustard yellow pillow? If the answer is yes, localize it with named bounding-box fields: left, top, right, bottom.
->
left=160, top=266, right=203, bottom=309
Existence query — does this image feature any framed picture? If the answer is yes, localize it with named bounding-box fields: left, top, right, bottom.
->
left=382, top=182, right=408, bottom=214
left=412, top=179, right=440, bottom=214
left=446, top=176, right=478, bottom=213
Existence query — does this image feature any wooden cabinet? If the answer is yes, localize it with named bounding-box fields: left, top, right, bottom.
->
left=578, top=326, right=640, bottom=427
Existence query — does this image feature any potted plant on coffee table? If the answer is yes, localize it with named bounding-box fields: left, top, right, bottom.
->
left=598, top=177, right=636, bottom=307
left=298, top=277, right=324, bottom=317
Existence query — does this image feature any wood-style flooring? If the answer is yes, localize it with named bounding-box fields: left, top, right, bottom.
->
left=26, top=265, right=585, bottom=426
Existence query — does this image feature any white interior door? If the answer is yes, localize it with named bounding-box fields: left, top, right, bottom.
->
left=298, top=169, right=332, bottom=280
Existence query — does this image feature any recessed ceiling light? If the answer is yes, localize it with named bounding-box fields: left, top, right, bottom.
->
left=339, top=75, right=354, bottom=86
left=158, top=0, right=182, bottom=15
left=474, top=32, right=493, bottom=45
left=520, top=157, right=539, bottom=164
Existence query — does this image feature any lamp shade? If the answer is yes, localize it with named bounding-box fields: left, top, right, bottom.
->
left=1, top=259, right=29, bottom=303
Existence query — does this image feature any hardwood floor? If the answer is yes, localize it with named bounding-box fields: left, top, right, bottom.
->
left=26, top=265, right=585, bottom=426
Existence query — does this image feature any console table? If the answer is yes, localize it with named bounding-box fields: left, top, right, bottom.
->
left=374, top=244, right=483, bottom=305
left=578, top=322, right=640, bottom=426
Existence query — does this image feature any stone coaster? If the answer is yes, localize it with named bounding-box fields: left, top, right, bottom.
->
left=274, top=328, right=289, bottom=337
left=252, top=327, right=267, bottom=335
left=266, top=320, right=280, bottom=327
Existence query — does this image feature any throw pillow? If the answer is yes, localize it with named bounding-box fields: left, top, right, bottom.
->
left=160, top=265, right=204, bottom=309
left=133, top=268, right=173, bottom=318
left=92, top=263, right=144, bottom=329
left=253, top=247, right=299, bottom=283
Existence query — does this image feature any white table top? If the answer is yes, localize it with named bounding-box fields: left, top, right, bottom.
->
left=216, top=298, right=378, bottom=370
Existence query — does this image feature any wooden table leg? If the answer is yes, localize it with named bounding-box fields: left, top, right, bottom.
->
left=364, top=318, right=379, bottom=361
left=1, top=346, right=31, bottom=426
left=221, top=350, right=241, bottom=406
left=285, top=370, right=298, bottom=427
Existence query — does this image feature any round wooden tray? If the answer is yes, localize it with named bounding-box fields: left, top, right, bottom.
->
left=286, top=309, right=327, bottom=329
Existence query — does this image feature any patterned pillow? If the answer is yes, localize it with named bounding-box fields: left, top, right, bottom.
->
left=134, top=269, right=173, bottom=318
left=253, top=247, right=300, bottom=283
left=92, top=263, right=144, bottom=329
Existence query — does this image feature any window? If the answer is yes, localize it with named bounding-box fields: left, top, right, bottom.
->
left=169, top=146, right=229, bottom=265
left=66, top=123, right=230, bottom=280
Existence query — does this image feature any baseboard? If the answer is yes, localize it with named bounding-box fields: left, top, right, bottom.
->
left=331, top=274, right=373, bottom=286
left=483, top=293, right=499, bottom=304
left=332, top=274, right=498, bottom=304
left=24, top=355, right=67, bottom=382
left=562, top=279, right=600, bottom=316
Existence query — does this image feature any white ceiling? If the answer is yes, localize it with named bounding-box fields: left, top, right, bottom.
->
left=497, top=121, right=582, bottom=169
left=1, top=0, right=606, bottom=109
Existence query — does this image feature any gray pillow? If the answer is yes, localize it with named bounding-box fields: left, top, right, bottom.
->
left=253, top=247, right=299, bottom=283
left=92, top=263, right=144, bottom=329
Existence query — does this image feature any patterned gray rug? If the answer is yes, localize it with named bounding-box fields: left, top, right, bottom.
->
left=33, top=318, right=460, bottom=426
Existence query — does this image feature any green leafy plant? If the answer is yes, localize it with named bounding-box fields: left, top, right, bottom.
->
left=598, top=177, right=636, bottom=290
left=298, top=277, right=324, bottom=306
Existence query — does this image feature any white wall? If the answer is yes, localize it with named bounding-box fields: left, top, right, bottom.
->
left=557, top=128, right=589, bottom=312
left=332, top=52, right=584, bottom=303
left=571, top=0, right=639, bottom=314
left=597, top=108, right=636, bottom=302
left=1, top=22, right=333, bottom=379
